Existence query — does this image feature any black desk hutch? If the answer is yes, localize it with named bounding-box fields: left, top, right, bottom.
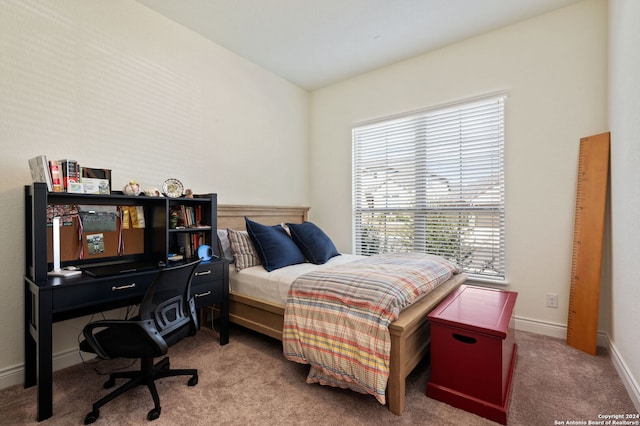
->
left=23, top=182, right=229, bottom=421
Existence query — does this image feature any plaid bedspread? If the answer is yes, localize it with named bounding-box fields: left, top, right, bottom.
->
left=282, top=253, right=460, bottom=404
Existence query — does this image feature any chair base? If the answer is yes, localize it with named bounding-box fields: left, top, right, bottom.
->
left=84, top=356, right=198, bottom=424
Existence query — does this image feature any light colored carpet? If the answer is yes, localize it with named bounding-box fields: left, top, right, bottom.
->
left=0, top=326, right=636, bottom=425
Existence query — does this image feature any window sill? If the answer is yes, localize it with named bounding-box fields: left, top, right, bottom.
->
left=464, top=275, right=509, bottom=287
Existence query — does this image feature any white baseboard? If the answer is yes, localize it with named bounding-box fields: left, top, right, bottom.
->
left=608, top=340, right=640, bottom=412
left=0, top=363, right=23, bottom=391
left=515, top=315, right=567, bottom=339
left=0, top=348, right=85, bottom=391
left=514, top=315, right=609, bottom=348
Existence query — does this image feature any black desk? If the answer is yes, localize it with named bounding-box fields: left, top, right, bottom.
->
left=24, top=260, right=228, bottom=421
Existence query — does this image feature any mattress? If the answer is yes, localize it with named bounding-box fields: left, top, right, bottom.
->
left=228, top=254, right=363, bottom=306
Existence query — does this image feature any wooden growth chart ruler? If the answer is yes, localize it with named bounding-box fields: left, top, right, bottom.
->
left=566, top=132, right=610, bottom=355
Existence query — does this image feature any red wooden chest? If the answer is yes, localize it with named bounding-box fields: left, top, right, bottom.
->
left=426, top=285, right=517, bottom=424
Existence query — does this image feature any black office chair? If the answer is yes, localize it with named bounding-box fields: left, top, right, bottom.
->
left=80, top=260, right=201, bottom=424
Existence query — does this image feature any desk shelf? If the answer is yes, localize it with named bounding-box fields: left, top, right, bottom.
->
left=23, top=183, right=228, bottom=421
left=24, top=183, right=220, bottom=280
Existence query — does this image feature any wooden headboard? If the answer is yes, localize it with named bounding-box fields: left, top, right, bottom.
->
left=217, top=205, right=310, bottom=230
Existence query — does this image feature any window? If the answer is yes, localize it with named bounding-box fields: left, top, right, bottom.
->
left=352, top=94, right=506, bottom=281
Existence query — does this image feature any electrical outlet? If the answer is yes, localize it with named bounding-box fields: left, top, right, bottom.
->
left=546, top=293, right=558, bottom=308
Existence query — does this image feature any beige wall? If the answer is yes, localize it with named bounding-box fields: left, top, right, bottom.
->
left=0, top=0, right=308, bottom=378
left=609, top=0, right=640, bottom=410
left=309, top=0, right=608, bottom=334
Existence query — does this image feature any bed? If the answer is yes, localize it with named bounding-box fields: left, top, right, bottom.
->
left=217, top=205, right=467, bottom=415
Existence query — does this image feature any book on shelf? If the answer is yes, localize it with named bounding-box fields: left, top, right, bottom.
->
left=177, top=233, right=192, bottom=258
left=28, top=155, right=53, bottom=191
left=180, top=206, right=188, bottom=227
left=193, top=232, right=202, bottom=253
left=176, top=205, right=196, bottom=228
left=178, top=205, right=202, bottom=228
left=187, top=206, right=195, bottom=227
left=48, top=160, right=64, bottom=192
left=175, top=232, right=206, bottom=260
left=195, top=205, right=202, bottom=226
left=59, top=159, right=79, bottom=190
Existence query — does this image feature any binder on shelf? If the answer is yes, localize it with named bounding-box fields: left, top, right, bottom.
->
left=28, top=155, right=53, bottom=191
left=59, top=159, right=79, bottom=190
left=49, top=160, right=64, bottom=192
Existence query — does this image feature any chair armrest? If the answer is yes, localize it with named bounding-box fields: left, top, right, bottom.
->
left=188, top=297, right=198, bottom=334
left=82, top=319, right=168, bottom=360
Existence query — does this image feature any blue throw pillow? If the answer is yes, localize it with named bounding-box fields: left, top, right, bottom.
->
left=286, top=221, right=340, bottom=265
left=245, top=217, right=305, bottom=272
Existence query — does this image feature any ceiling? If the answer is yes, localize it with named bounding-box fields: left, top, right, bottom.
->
left=135, top=0, right=582, bottom=90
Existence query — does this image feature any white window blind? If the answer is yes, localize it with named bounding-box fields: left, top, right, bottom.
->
left=352, top=94, right=506, bottom=281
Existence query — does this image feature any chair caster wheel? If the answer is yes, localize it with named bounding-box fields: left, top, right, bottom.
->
left=147, top=407, right=161, bottom=421
left=188, top=374, right=198, bottom=386
left=103, top=378, right=116, bottom=389
left=84, top=410, right=99, bottom=424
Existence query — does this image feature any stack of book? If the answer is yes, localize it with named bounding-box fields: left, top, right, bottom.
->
left=28, top=156, right=110, bottom=194
left=170, top=205, right=204, bottom=228
left=176, top=232, right=206, bottom=259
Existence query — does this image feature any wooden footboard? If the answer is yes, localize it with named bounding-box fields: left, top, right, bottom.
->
left=386, top=272, right=467, bottom=415
left=218, top=204, right=467, bottom=415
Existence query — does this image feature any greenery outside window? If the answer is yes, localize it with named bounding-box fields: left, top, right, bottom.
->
left=352, top=94, right=506, bottom=281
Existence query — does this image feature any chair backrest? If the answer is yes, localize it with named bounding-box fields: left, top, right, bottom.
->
left=139, top=260, right=201, bottom=346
